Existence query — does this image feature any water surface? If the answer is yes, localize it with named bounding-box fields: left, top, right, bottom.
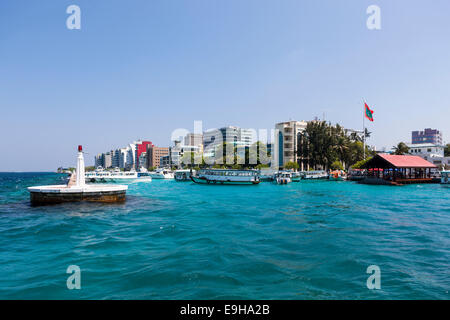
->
left=0, top=172, right=448, bottom=299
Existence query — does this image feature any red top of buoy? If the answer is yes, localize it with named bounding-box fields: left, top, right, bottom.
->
left=78, top=145, right=83, bottom=152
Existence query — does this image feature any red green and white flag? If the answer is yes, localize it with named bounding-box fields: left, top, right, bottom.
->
left=364, top=103, right=374, bottom=122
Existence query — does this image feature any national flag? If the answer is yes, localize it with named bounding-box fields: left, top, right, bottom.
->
left=364, top=103, right=374, bottom=122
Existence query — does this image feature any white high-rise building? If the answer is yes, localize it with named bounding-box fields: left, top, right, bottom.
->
left=103, top=152, right=112, bottom=169
left=184, top=133, right=203, bottom=148
left=170, top=140, right=201, bottom=167
left=126, top=143, right=137, bottom=170
left=119, top=147, right=128, bottom=169
left=203, top=126, right=256, bottom=149
left=274, top=120, right=308, bottom=170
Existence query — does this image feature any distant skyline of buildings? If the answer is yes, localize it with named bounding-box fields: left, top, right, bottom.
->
left=92, top=123, right=446, bottom=170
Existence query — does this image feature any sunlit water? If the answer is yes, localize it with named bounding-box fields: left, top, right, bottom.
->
left=0, top=172, right=448, bottom=299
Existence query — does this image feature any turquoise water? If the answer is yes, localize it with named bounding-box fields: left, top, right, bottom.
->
left=0, top=172, right=448, bottom=299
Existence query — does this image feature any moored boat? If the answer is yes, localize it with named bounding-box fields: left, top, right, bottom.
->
left=300, top=170, right=329, bottom=181
left=149, top=168, right=175, bottom=179
left=441, top=170, right=450, bottom=186
left=85, top=168, right=152, bottom=183
left=258, top=168, right=277, bottom=182
left=175, top=169, right=196, bottom=181
left=191, top=169, right=260, bottom=185
left=291, top=171, right=301, bottom=182
left=274, top=171, right=292, bottom=184
left=329, top=170, right=346, bottom=181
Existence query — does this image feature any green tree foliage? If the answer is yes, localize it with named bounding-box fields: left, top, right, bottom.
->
left=444, top=144, right=450, bottom=157
left=298, top=121, right=373, bottom=170
left=211, top=141, right=271, bottom=169
left=351, top=157, right=372, bottom=169
left=393, top=142, right=409, bottom=155
left=284, top=161, right=299, bottom=170
left=330, top=160, right=344, bottom=170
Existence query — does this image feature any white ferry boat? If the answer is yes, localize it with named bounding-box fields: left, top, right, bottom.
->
left=191, top=169, right=260, bottom=185
left=274, top=171, right=292, bottom=184
left=441, top=170, right=450, bottom=185
left=300, top=170, right=329, bottom=180
left=174, top=169, right=196, bottom=181
left=149, top=168, right=175, bottom=179
left=85, top=168, right=152, bottom=183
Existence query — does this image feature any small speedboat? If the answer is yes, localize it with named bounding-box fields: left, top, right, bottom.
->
left=274, top=172, right=292, bottom=184
left=149, top=168, right=175, bottom=179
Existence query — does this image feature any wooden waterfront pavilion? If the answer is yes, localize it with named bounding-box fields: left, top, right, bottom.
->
left=360, top=154, right=437, bottom=185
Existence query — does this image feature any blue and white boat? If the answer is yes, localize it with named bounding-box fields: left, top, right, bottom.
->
left=191, top=169, right=260, bottom=185
left=85, top=168, right=152, bottom=183
left=441, top=170, right=450, bottom=185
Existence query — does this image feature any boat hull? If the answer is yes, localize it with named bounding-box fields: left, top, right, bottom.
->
left=28, top=185, right=128, bottom=206
left=301, top=177, right=329, bottom=181
left=190, top=176, right=260, bottom=185
left=87, top=178, right=138, bottom=183
left=30, top=190, right=126, bottom=205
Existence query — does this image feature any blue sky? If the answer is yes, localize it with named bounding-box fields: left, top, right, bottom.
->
left=1, top=0, right=450, bottom=171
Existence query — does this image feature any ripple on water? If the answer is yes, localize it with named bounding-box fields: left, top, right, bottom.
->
left=0, top=173, right=449, bottom=299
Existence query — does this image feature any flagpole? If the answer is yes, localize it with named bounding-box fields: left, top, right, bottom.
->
left=363, top=99, right=366, bottom=160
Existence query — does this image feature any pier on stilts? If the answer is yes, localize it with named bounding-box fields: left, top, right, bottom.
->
left=359, top=154, right=438, bottom=186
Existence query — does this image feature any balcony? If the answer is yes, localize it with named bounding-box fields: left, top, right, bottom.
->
left=284, top=143, right=293, bottom=150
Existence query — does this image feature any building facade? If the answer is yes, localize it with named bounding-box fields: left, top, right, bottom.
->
left=147, top=145, right=169, bottom=168
left=169, top=140, right=201, bottom=168
left=407, top=143, right=450, bottom=167
left=135, top=141, right=153, bottom=169
left=274, top=120, right=308, bottom=169
left=203, top=126, right=256, bottom=149
left=184, top=133, right=203, bottom=148
left=412, top=128, right=442, bottom=145
left=103, top=152, right=112, bottom=169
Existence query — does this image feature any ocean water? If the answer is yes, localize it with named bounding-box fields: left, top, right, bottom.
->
left=0, top=172, right=448, bottom=300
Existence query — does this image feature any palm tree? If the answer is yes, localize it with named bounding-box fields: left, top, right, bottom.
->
left=393, top=142, right=409, bottom=155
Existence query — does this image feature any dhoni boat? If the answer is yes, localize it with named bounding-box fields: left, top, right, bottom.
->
left=191, top=169, right=260, bottom=185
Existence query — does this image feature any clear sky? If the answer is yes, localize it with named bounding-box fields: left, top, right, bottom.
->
left=1, top=0, right=450, bottom=171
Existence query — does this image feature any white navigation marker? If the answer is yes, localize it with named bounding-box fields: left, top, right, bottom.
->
left=76, top=145, right=86, bottom=187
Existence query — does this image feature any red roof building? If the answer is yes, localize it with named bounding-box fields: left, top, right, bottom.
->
left=361, top=153, right=437, bottom=185
left=374, top=154, right=437, bottom=168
